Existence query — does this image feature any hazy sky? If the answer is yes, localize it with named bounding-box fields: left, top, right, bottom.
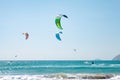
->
left=0, top=0, right=120, bottom=60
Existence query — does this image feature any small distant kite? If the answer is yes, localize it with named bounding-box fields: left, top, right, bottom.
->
left=22, top=32, right=29, bottom=40
left=15, top=55, right=18, bottom=58
left=74, top=49, right=77, bottom=52
left=55, top=14, right=68, bottom=30
left=55, top=31, right=63, bottom=41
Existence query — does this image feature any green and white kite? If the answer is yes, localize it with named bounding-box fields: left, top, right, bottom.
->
left=55, top=14, right=68, bottom=30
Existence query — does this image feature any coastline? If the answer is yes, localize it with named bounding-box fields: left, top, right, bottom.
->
left=0, top=73, right=120, bottom=80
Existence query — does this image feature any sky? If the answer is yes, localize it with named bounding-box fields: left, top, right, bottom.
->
left=0, top=0, right=120, bottom=60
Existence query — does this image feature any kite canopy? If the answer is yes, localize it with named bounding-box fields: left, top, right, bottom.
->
left=62, top=15, right=68, bottom=18
left=22, top=32, right=29, bottom=40
left=55, top=14, right=68, bottom=30
left=55, top=31, right=63, bottom=41
left=74, top=49, right=77, bottom=52
left=15, top=55, right=18, bottom=58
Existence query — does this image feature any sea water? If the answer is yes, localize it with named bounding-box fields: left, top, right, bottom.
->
left=0, top=60, right=119, bottom=80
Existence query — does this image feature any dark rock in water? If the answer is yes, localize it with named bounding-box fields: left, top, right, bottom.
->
left=82, top=74, right=114, bottom=79
left=88, top=76, right=106, bottom=79
left=112, top=54, right=120, bottom=60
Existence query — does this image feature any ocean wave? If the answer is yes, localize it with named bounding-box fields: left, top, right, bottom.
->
left=91, top=64, right=120, bottom=68
left=0, top=74, right=119, bottom=80
left=0, top=64, right=120, bottom=69
left=0, top=64, right=119, bottom=73
left=110, top=75, right=120, bottom=80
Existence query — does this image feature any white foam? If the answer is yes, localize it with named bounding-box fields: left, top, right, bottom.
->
left=110, top=75, right=120, bottom=80
left=0, top=74, right=119, bottom=80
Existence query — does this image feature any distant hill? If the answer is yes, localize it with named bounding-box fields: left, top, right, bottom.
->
left=112, top=54, right=120, bottom=60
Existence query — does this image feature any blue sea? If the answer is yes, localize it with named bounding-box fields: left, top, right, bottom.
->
left=0, top=60, right=120, bottom=80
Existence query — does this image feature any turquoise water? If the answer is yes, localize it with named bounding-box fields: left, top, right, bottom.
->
left=0, top=60, right=120, bottom=75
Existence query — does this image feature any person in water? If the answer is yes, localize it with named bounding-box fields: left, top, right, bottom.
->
left=91, top=61, right=94, bottom=64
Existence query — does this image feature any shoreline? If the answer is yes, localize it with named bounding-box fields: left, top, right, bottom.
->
left=0, top=73, right=120, bottom=80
